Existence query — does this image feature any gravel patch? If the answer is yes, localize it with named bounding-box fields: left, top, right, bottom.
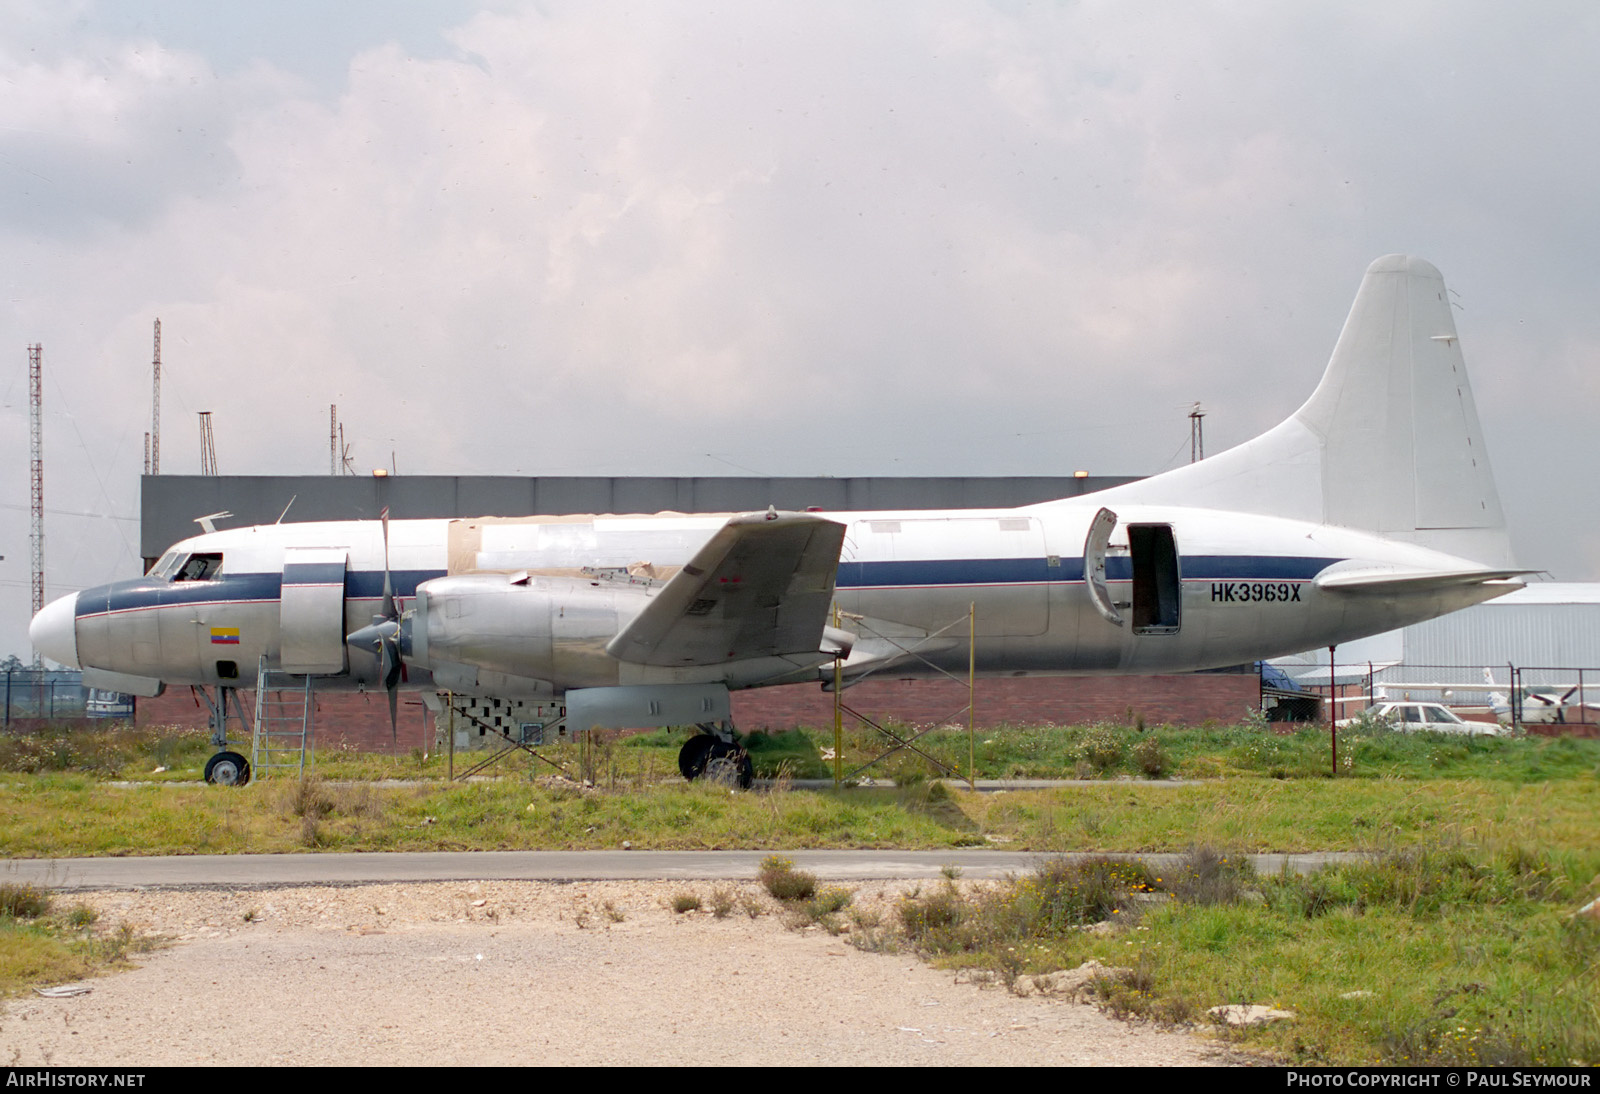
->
left=2, top=881, right=1234, bottom=1066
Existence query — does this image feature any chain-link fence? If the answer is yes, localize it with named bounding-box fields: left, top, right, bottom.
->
left=1, top=670, right=132, bottom=724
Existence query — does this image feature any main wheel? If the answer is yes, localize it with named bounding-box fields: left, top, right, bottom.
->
left=702, top=739, right=754, bottom=790
left=204, top=751, right=251, bottom=787
left=677, top=734, right=716, bottom=780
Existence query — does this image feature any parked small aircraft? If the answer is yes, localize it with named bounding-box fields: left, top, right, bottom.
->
left=1367, top=669, right=1600, bottom=726
left=31, top=255, right=1529, bottom=783
left=1479, top=668, right=1598, bottom=725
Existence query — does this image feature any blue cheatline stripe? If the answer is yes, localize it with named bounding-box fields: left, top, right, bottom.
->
left=837, top=555, right=1341, bottom=589
left=340, top=571, right=439, bottom=599
left=78, top=569, right=447, bottom=618
left=839, top=557, right=1059, bottom=588
left=77, top=556, right=1344, bottom=616
left=282, top=562, right=346, bottom=586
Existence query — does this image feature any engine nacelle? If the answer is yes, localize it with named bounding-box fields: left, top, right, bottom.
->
left=402, top=573, right=649, bottom=691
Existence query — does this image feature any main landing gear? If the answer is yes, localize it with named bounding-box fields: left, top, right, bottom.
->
left=678, top=722, right=753, bottom=790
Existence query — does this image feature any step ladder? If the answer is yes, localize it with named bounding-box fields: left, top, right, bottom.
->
left=252, top=655, right=314, bottom=778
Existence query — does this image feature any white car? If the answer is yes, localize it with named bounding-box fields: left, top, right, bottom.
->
left=1337, top=701, right=1503, bottom=736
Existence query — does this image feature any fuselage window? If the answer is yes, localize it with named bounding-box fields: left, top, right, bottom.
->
left=174, top=553, right=224, bottom=582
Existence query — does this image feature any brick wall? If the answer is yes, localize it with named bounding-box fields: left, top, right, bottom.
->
left=733, top=674, right=1260, bottom=730
left=134, top=673, right=1261, bottom=753
left=136, top=686, right=438, bottom=755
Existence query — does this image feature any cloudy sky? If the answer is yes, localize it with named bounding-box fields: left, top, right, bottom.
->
left=4, top=1, right=1598, bottom=659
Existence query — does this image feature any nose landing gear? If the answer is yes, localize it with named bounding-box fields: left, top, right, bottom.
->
left=197, top=684, right=252, bottom=787
left=203, top=750, right=251, bottom=786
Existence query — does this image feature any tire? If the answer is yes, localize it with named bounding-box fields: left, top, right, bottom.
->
left=204, top=751, right=251, bottom=787
left=702, top=739, right=754, bottom=790
left=677, top=734, right=716, bottom=780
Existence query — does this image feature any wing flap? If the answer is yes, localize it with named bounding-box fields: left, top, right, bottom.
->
left=607, top=511, right=847, bottom=666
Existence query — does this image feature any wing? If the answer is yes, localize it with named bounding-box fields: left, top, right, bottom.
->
left=606, top=511, right=847, bottom=667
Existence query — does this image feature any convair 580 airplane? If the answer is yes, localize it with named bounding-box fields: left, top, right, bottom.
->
left=30, top=256, right=1528, bottom=783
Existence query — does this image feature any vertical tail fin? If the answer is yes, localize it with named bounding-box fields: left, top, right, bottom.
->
left=1087, top=255, right=1514, bottom=567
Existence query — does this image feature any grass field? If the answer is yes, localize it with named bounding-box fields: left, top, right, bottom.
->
left=1, top=717, right=1596, bottom=1065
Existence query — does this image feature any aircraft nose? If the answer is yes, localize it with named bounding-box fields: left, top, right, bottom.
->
left=29, top=593, right=79, bottom=669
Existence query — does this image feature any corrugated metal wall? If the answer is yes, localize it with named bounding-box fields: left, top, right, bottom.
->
left=1405, top=602, right=1600, bottom=671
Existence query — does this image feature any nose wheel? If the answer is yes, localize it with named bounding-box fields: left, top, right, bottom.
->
left=204, top=751, right=251, bottom=787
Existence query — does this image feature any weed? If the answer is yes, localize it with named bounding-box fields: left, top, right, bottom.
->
left=1077, top=727, right=1125, bottom=773
left=806, top=886, right=853, bottom=919
left=1094, top=957, right=1194, bottom=1025
left=63, top=904, right=97, bottom=929
left=710, top=887, right=736, bottom=919
left=1006, top=857, right=1156, bottom=933
left=671, top=891, right=702, bottom=914
left=1169, top=846, right=1254, bottom=907
left=298, top=815, right=328, bottom=848
left=758, top=856, right=818, bottom=902
left=1132, top=735, right=1171, bottom=778
left=603, top=901, right=626, bottom=923
left=282, top=776, right=336, bottom=819
left=897, top=882, right=967, bottom=943
left=0, top=882, right=51, bottom=919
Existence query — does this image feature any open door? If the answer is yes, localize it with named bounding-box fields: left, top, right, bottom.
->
left=1128, top=524, right=1181, bottom=634
left=280, top=548, right=349, bottom=673
left=1082, top=507, right=1122, bottom=626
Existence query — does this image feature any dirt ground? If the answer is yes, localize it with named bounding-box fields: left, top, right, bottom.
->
left=1, top=879, right=1238, bottom=1067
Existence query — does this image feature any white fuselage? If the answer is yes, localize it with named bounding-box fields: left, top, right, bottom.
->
left=43, top=498, right=1510, bottom=698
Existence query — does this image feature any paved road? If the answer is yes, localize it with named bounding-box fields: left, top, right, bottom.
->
left=3, top=848, right=1367, bottom=890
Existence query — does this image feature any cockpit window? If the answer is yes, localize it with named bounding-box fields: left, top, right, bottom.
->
left=173, top=553, right=224, bottom=582
left=152, top=551, right=184, bottom=580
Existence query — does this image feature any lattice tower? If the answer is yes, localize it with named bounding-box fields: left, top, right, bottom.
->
left=29, top=344, right=43, bottom=665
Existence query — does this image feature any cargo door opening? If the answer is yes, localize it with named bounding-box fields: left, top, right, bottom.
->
left=1129, top=524, right=1181, bottom=635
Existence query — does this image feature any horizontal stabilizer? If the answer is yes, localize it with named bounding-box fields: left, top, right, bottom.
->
left=1314, top=566, right=1532, bottom=595
left=607, top=511, right=846, bottom=666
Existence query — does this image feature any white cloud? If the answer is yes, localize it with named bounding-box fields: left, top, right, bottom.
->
left=5, top=1, right=1600, bottom=656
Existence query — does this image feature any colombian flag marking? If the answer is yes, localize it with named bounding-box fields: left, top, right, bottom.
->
left=210, top=627, right=240, bottom=645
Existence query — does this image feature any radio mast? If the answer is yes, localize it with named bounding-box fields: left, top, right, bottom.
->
left=150, top=319, right=162, bottom=476
left=29, top=344, right=44, bottom=666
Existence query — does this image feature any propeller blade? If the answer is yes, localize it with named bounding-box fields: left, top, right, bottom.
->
left=378, top=630, right=401, bottom=741
left=379, top=506, right=395, bottom=622
left=345, top=617, right=402, bottom=739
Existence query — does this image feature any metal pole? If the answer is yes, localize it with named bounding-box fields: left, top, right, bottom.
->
left=447, top=691, right=455, bottom=781
left=833, top=607, right=843, bottom=790
left=967, top=602, right=975, bottom=790
left=1329, top=645, right=1338, bottom=778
